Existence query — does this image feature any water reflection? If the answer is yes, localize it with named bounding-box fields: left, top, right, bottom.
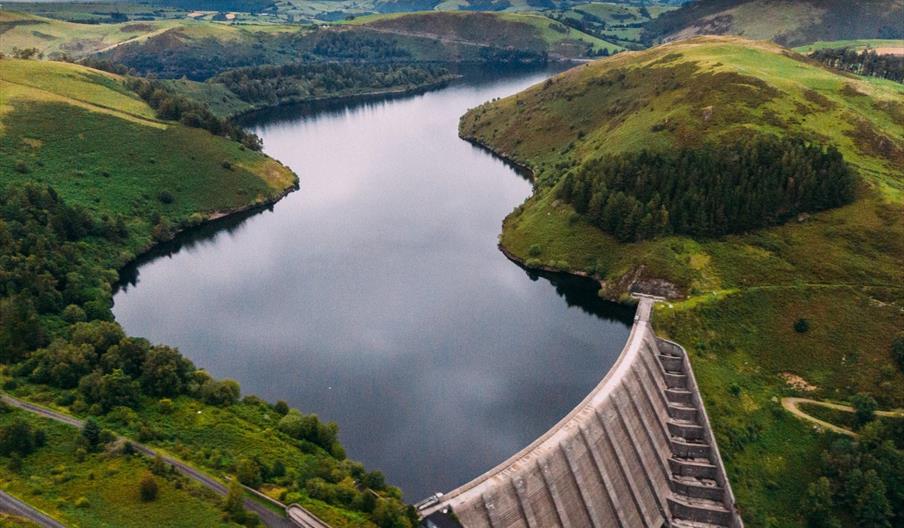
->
left=113, top=65, right=632, bottom=500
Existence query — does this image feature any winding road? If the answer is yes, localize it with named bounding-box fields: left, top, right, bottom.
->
left=782, top=397, right=904, bottom=437
left=0, top=393, right=310, bottom=528
left=0, top=490, right=66, bottom=528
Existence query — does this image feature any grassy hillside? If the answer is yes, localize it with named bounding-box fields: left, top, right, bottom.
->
left=345, top=11, right=625, bottom=57
left=0, top=58, right=296, bottom=259
left=643, top=0, right=904, bottom=47
left=459, top=36, right=904, bottom=526
left=0, top=11, right=184, bottom=59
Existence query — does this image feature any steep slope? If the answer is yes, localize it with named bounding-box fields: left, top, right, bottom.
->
left=460, top=36, right=904, bottom=526
left=0, top=58, right=296, bottom=257
left=642, top=0, right=904, bottom=47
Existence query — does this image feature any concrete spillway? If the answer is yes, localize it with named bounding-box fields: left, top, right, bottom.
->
left=420, top=296, right=743, bottom=528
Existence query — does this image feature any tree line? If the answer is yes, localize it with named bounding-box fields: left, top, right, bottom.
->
left=809, top=47, right=904, bottom=83
left=212, top=62, right=451, bottom=107
left=558, top=136, right=856, bottom=241
left=125, top=76, right=264, bottom=150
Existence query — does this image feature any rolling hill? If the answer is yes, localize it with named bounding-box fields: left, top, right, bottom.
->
left=459, top=36, right=904, bottom=525
left=642, top=0, right=904, bottom=47
left=0, top=57, right=296, bottom=256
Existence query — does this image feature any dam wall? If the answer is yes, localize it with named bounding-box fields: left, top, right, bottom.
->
left=420, top=296, right=742, bottom=528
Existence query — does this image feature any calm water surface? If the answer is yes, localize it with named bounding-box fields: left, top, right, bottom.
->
left=114, top=67, right=632, bottom=500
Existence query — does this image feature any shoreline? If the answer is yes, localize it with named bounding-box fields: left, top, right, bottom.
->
left=228, top=75, right=461, bottom=121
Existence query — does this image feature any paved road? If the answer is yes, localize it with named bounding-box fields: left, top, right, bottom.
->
left=287, top=505, right=332, bottom=528
left=0, top=490, right=66, bottom=528
left=0, top=394, right=295, bottom=528
left=782, top=397, right=904, bottom=437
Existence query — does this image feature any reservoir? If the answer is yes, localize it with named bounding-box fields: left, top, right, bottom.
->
left=113, top=66, right=632, bottom=501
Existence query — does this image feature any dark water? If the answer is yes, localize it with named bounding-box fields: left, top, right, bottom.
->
left=113, top=66, right=633, bottom=501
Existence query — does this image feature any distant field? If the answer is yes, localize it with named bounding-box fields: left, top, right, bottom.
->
left=0, top=11, right=184, bottom=58
left=795, top=38, right=904, bottom=53
left=347, top=11, right=625, bottom=55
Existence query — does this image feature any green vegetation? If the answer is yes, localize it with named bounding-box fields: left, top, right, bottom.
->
left=459, top=36, right=904, bottom=526
left=212, top=62, right=454, bottom=111
left=642, top=0, right=904, bottom=47
left=808, top=47, right=904, bottom=83
left=0, top=57, right=417, bottom=527
left=0, top=405, right=241, bottom=528
left=558, top=136, right=855, bottom=240
left=801, top=420, right=903, bottom=528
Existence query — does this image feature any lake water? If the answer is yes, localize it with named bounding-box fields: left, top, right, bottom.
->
left=113, top=66, right=633, bottom=501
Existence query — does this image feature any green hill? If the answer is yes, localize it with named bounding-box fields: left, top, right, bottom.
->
left=0, top=10, right=184, bottom=59
left=347, top=11, right=624, bottom=57
left=0, top=58, right=296, bottom=255
left=642, top=0, right=904, bottom=47
left=460, top=36, right=904, bottom=526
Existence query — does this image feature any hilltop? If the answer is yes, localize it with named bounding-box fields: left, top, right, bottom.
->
left=642, top=0, right=904, bottom=47
left=460, top=36, right=904, bottom=525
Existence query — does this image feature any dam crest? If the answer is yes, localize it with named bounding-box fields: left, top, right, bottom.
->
left=420, top=296, right=743, bottom=528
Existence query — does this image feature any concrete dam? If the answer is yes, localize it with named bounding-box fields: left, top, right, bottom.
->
left=419, top=296, right=743, bottom=528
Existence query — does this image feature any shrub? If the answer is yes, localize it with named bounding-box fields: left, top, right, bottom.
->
left=158, top=398, right=174, bottom=414
left=0, top=419, right=43, bottom=456
left=14, top=160, right=29, bottom=174
left=794, top=318, right=810, bottom=333
left=221, top=160, right=232, bottom=170
left=81, top=418, right=101, bottom=450
left=157, top=191, right=175, bottom=205
left=74, top=496, right=89, bottom=508
left=274, top=400, right=289, bottom=416
left=528, top=244, right=543, bottom=257
left=140, top=473, right=159, bottom=501
left=200, top=379, right=241, bottom=406
left=236, top=458, right=262, bottom=488
left=851, top=393, right=878, bottom=427
left=892, top=335, right=904, bottom=373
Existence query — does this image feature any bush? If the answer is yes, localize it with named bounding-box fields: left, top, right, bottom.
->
left=200, top=379, right=241, bottom=406
left=892, top=335, right=904, bottom=373
left=274, top=400, right=289, bottom=415
left=851, top=393, right=878, bottom=427
left=794, top=318, right=810, bottom=333
left=0, top=419, right=43, bottom=457
left=236, top=458, right=262, bottom=488
left=157, top=191, right=175, bottom=205
left=528, top=244, right=543, bottom=257
left=14, top=160, right=29, bottom=174
left=81, top=418, right=101, bottom=450
left=74, top=496, right=90, bottom=508
left=140, top=473, right=159, bottom=501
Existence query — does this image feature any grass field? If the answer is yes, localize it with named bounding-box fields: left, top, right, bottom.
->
left=0, top=407, right=240, bottom=528
left=0, top=58, right=296, bottom=268
left=794, top=38, right=904, bottom=53
left=459, top=36, right=904, bottom=526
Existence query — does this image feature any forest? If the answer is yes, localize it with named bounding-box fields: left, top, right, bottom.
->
left=809, top=47, right=904, bottom=83
left=558, top=136, right=856, bottom=241
left=212, top=62, right=452, bottom=107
